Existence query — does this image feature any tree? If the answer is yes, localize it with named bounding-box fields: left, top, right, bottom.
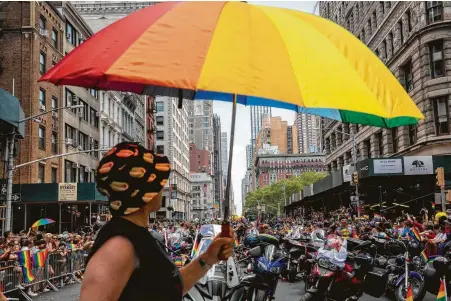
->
left=244, top=172, right=326, bottom=214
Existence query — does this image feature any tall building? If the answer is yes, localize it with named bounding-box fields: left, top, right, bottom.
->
left=250, top=106, right=272, bottom=152
left=74, top=1, right=147, bottom=149
left=246, top=144, right=253, bottom=170
left=296, top=113, right=321, bottom=154
left=189, top=143, right=212, bottom=174
left=153, top=96, right=191, bottom=219
left=212, top=114, right=223, bottom=216
left=254, top=116, right=299, bottom=156
left=190, top=173, right=214, bottom=220
left=146, top=95, right=156, bottom=152
left=221, top=132, right=228, bottom=186
left=319, top=2, right=451, bottom=172
left=191, top=101, right=214, bottom=152
left=0, top=1, right=65, bottom=184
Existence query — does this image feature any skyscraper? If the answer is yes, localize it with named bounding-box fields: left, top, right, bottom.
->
left=245, top=144, right=252, bottom=170
left=192, top=101, right=214, bottom=152
left=296, top=113, right=321, bottom=154
left=221, top=132, right=228, bottom=187
left=250, top=106, right=272, bottom=150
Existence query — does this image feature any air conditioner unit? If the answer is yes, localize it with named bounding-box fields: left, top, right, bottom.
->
left=40, top=104, right=46, bottom=112
left=78, top=111, right=84, bottom=118
left=39, top=29, right=48, bottom=37
left=84, top=166, right=90, bottom=172
left=72, top=163, right=79, bottom=168
left=65, top=138, right=73, bottom=146
left=52, top=111, right=58, bottom=119
left=66, top=33, right=71, bottom=39
left=77, top=145, right=83, bottom=151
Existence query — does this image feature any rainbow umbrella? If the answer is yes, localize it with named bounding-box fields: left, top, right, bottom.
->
left=40, top=2, right=424, bottom=217
left=32, top=218, right=55, bottom=228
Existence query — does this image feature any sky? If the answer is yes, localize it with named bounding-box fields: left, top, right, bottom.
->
left=213, top=1, right=317, bottom=216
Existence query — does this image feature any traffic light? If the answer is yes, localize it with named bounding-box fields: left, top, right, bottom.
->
left=436, top=167, right=445, bottom=189
left=353, top=172, right=359, bottom=185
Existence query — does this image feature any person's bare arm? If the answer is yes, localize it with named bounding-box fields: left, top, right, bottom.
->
left=79, top=236, right=135, bottom=301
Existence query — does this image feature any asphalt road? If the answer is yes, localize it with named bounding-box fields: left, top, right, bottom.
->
left=29, top=280, right=439, bottom=301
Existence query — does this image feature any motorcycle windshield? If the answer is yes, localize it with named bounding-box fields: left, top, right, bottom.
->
left=168, top=233, right=182, bottom=246
left=263, top=245, right=283, bottom=261
left=317, top=234, right=348, bottom=268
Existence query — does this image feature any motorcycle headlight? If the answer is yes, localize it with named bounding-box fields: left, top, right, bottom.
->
left=270, top=267, right=281, bottom=273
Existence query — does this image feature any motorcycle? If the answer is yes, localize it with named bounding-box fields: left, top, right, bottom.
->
left=183, top=224, right=263, bottom=301
left=299, top=234, right=387, bottom=301
left=385, top=240, right=426, bottom=301
left=423, top=242, right=451, bottom=296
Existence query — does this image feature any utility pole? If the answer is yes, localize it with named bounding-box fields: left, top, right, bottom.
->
left=436, top=167, right=446, bottom=212
left=351, top=133, right=360, bottom=218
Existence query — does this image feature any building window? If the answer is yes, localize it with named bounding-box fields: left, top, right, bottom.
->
left=400, top=60, right=413, bottom=92
left=376, top=131, right=383, bottom=156
left=398, top=20, right=404, bottom=44
left=156, top=131, right=164, bottom=140
left=38, top=126, right=45, bottom=150
left=79, top=165, right=86, bottom=183
left=51, top=132, right=57, bottom=153
left=38, top=164, right=45, bottom=183
left=156, top=116, right=164, bottom=126
left=430, top=40, right=445, bottom=78
left=52, top=28, right=58, bottom=49
left=65, top=88, right=77, bottom=114
left=39, top=52, right=46, bottom=74
left=409, top=124, right=417, bottom=145
left=93, top=140, right=99, bottom=158
left=39, top=15, right=46, bottom=30
left=406, top=10, right=412, bottom=32
left=392, top=128, right=398, bottom=153
left=433, top=97, right=450, bottom=135
left=39, top=88, right=46, bottom=108
left=156, top=145, right=164, bottom=154
left=427, top=2, right=443, bottom=24
left=66, top=124, right=76, bottom=142
left=66, top=22, right=76, bottom=45
left=79, top=100, right=89, bottom=122
left=51, top=96, right=57, bottom=110
left=51, top=167, right=57, bottom=183
left=90, top=108, right=99, bottom=128
left=388, top=32, right=394, bottom=55
left=156, top=102, right=164, bottom=113
left=89, top=89, right=98, bottom=99
left=364, top=139, right=371, bottom=158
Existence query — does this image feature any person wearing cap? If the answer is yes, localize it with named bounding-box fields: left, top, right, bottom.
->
left=80, top=143, right=234, bottom=301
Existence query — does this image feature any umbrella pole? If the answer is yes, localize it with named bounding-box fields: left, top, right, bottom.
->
left=223, top=94, right=237, bottom=220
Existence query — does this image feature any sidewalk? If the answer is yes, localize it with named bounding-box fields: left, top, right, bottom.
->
left=33, top=284, right=80, bottom=301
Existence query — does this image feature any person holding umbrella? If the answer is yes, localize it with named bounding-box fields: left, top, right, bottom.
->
left=80, top=142, right=234, bottom=301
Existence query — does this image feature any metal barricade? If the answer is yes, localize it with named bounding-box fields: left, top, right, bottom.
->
left=1, top=250, right=88, bottom=300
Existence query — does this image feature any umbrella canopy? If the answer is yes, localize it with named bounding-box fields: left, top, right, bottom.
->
left=32, top=218, right=55, bottom=228
left=40, top=1, right=423, bottom=128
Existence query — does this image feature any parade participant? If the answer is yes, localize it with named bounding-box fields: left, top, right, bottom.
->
left=80, top=143, right=234, bottom=301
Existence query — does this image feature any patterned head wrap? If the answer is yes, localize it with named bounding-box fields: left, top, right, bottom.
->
left=95, top=142, right=171, bottom=216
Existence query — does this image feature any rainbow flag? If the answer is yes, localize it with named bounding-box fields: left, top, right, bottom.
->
left=437, top=278, right=447, bottom=301
left=17, top=250, right=35, bottom=283
left=67, top=243, right=77, bottom=250
left=421, top=249, right=429, bottom=263
left=432, top=202, right=436, bottom=210
left=174, top=256, right=183, bottom=267
left=410, top=227, right=421, bottom=242
left=234, top=238, right=239, bottom=248
left=406, top=284, right=414, bottom=301
left=374, top=213, right=381, bottom=220
left=32, top=250, right=48, bottom=268
left=191, top=231, right=200, bottom=258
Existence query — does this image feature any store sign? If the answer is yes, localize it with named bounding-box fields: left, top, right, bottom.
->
left=403, top=156, right=433, bottom=175
left=343, top=165, right=352, bottom=182
left=357, top=160, right=370, bottom=178
left=373, top=159, right=403, bottom=174
left=59, top=183, right=77, bottom=201
left=170, top=184, right=177, bottom=200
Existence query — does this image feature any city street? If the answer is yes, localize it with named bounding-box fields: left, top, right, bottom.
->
left=32, top=281, right=439, bottom=301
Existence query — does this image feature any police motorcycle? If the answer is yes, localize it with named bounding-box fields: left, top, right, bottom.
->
left=183, top=224, right=263, bottom=301
left=423, top=241, right=451, bottom=297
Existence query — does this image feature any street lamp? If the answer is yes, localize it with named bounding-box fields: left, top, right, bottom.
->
left=4, top=104, right=89, bottom=232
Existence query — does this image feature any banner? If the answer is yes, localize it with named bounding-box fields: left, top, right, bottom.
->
left=373, top=159, right=402, bottom=174
left=59, top=183, right=77, bottom=201
left=343, top=165, right=352, bottom=182
left=403, top=156, right=433, bottom=175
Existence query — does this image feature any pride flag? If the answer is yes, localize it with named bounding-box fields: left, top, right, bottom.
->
left=174, top=256, right=183, bottom=267
left=32, top=250, right=48, bottom=268
left=17, top=250, right=35, bottom=283
left=191, top=231, right=200, bottom=258
left=234, top=238, right=239, bottom=248
left=436, top=278, right=447, bottom=301
left=421, top=249, right=429, bottom=263
left=67, top=243, right=77, bottom=250
left=410, top=227, right=421, bottom=242
left=406, top=284, right=414, bottom=301
left=432, top=202, right=436, bottom=210
left=374, top=213, right=381, bottom=220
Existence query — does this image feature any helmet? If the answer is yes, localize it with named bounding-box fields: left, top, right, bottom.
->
left=244, top=235, right=260, bottom=247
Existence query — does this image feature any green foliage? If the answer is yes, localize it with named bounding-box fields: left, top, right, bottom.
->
left=243, top=172, right=326, bottom=215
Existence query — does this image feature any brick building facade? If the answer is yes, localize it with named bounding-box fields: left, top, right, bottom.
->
left=0, top=2, right=64, bottom=184
left=189, top=142, right=212, bottom=175
left=319, top=1, right=451, bottom=172
left=254, top=154, right=326, bottom=189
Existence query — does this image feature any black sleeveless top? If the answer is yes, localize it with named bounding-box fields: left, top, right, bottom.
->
left=87, top=218, right=183, bottom=301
